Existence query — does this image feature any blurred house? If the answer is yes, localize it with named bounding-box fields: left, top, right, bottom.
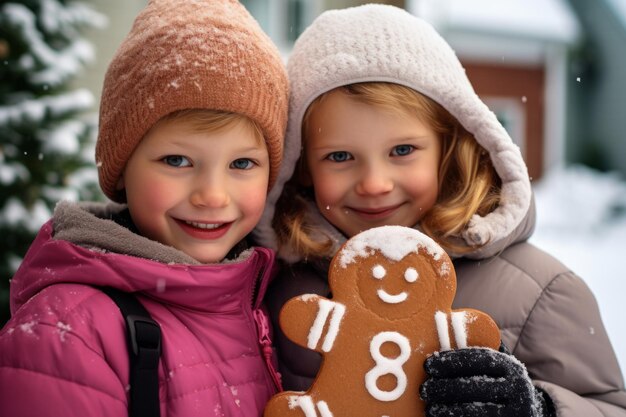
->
left=244, top=0, right=581, bottom=181
left=409, top=0, right=580, bottom=181
left=78, top=0, right=626, bottom=180
left=566, top=0, right=626, bottom=178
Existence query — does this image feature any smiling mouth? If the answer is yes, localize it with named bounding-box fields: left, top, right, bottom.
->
left=175, top=219, right=232, bottom=239
left=349, top=204, right=402, bottom=219
left=184, top=220, right=223, bottom=229
left=377, top=289, right=408, bottom=304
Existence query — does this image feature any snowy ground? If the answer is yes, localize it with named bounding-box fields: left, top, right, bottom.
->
left=530, top=165, right=626, bottom=371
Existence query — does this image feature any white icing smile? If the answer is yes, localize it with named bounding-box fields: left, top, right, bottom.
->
left=377, top=289, right=408, bottom=304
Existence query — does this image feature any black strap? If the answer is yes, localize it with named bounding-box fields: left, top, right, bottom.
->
left=102, top=287, right=162, bottom=417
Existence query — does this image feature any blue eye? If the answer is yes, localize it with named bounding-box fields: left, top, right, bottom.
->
left=163, top=155, right=191, bottom=167
left=326, top=151, right=352, bottom=162
left=391, top=145, right=414, bottom=156
left=231, top=158, right=254, bottom=170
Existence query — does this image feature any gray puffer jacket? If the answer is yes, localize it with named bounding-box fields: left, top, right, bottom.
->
left=263, top=206, right=626, bottom=416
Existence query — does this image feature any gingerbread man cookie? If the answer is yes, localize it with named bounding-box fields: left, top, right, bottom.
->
left=264, top=226, right=500, bottom=417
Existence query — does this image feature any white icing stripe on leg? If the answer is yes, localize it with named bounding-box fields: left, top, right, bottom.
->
left=451, top=311, right=468, bottom=348
left=316, top=400, right=334, bottom=417
left=288, top=396, right=334, bottom=417
left=296, top=396, right=317, bottom=417
left=321, top=302, right=345, bottom=352
left=435, top=311, right=451, bottom=351
left=308, top=299, right=334, bottom=350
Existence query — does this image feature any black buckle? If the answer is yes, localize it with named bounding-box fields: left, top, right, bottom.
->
left=126, top=315, right=161, bottom=367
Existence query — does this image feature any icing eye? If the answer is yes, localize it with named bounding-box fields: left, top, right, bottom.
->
left=372, top=265, right=386, bottom=280
left=404, top=267, right=418, bottom=283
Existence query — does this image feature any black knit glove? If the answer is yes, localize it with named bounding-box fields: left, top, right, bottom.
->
left=420, top=344, right=555, bottom=417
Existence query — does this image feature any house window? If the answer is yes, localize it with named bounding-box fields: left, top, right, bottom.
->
left=462, top=62, right=545, bottom=179
left=483, top=96, right=527, bottom=157
left=240, top=0, right=271, bottom=31
left=241, top=0, right=320, bottom=48
left=286, top=0, right=306, bottom=42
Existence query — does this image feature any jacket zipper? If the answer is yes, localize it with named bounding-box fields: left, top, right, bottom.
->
left=250, top=261, right=283, bottom=391
left=253, top=308, right=282, bottom=391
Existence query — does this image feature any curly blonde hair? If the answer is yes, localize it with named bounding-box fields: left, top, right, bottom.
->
left=273, top=82, right=501, bottom=258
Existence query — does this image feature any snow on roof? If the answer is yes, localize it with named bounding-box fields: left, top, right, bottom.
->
left=410, top=0, right=581, bottom=63
left=448, top=0, right=580, bottom=43
left=606, top=0, right=626, bottom=29
left=412, top=0, right=580, bottom=43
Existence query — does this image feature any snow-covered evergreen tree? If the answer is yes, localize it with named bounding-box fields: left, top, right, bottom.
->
left=0, top=0, right=106, bottom=323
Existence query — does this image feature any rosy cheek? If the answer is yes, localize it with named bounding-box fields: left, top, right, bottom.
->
left=129, top=177, right=175, bottom=211
left=313, top=189, right=336, bottom=212
left=143, top=179, right=170, bottom=200
left=410, top=167, right=438, bottom=190
left=244, top=188, right=268, bottom=219
left=312, top=172, right=341, bottom=201
left=147, top=190, right=171, bottom=209
left=410, top=175, right=439, bottom=208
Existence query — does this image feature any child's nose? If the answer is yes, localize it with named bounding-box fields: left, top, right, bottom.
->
left=355, top=167, right=394, bottom=196
left=189, top=176, right=230, bottom=208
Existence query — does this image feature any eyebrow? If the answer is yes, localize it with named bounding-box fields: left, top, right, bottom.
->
left=308, top=134, right=434, bottom=150
left=388, top=134, right=436, bottom=142
left=163, top=140, right=266, bottom=152
left=234, top=145, right=268, bottom=154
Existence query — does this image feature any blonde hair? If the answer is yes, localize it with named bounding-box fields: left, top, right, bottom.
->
left=154, top=109, right=265, bottom=145
left=274, top=82, right=501, bottom=258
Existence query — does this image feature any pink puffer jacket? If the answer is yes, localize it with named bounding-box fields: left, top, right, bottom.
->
left=0, top=202, right=281, bottom=417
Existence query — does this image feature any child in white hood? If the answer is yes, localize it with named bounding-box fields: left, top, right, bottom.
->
left=253, top=4, right=626, bottom=417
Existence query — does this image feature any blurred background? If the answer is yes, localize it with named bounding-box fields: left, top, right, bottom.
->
left=1, top=0, right=625, bottom=366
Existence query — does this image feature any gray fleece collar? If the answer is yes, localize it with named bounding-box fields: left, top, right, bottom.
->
left=53, top=201, right=252, bottom=265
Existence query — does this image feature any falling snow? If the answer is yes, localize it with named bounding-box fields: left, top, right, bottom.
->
left=56, top=321, right=71, bottom=342
left=19, top=321, right=36, bottom=334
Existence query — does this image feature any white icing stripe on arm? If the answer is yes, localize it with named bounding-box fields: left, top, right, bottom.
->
left=307, top=299, right=345, bottom=352
left=322, top=302, right=345, bottom=352
left=307, top=299, right=333, bottom=350
left=435, top=311, right=451, bottom=351
left=451, top=311, right=468, bottom=348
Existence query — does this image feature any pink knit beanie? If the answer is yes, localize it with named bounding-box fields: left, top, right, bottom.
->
left=96, top=0, right=288, bottom=202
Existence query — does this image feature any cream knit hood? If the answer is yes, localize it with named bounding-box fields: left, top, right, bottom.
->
left=252, top=4, right=533, bottom=262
